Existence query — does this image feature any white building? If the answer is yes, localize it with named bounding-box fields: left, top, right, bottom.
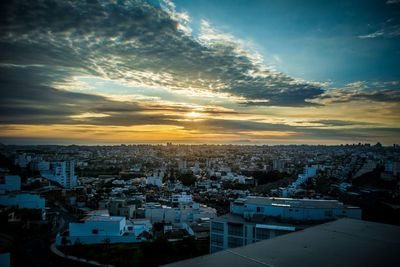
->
left=178, top=159, right=187, bottom=170
left=146, top=176, right=162, bottom=187
left=231, top=196, right=361, bottom=221
left=171, top=192, right=193, bottom=207
left=0, top=175, right=21, bottom=193
left=41, top=160, right=77, bottom=189
left=210, top=196, right=361, bottom=253
left=99, top=198, right=136, bottom=218
left=210, top=213, right=296, bottom=253
left=144, top=194, right=216, bottom=224
left=272, top=159, right=285, bottom=172
left=58, top=213, right=148, bottom=245
left=280, top=166, right=317, bottom=197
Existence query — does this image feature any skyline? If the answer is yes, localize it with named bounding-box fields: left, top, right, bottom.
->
left=1, top=0, right=400, bottom=145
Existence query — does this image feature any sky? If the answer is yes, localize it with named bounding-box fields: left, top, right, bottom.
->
left=0, top=0, right=399, bottom=145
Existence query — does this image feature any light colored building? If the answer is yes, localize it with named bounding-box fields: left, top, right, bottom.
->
left=272, top=159, right=285, bottom=172
left=41, top=160, right=77, bottom=189
left=210, top=213, right=296, bottom=253
left=280, top=166, right=317, bottom=197
left=209, top=196, right=361, bottom=253
left=146, top=176, right=162, bottom=187
left=178, top=159, right=187, bottom=170
left=231, top=196, right=361, bottom=221
left=144, top=194, right=216, bottom=224
left=58, top=213, right=148, bottom=245
left=99, top=198, right=136, bottom=218
left=0, top=175, right=21, bottom=193
left=171, top=192, right=193, bottom=207
left=146, top=169, right=164, bottom=187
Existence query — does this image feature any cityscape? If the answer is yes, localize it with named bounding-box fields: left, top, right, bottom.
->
left=1, top=0, right=400, bottom=267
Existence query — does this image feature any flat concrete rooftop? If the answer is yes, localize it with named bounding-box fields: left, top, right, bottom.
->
left=162, top=218, right=400, bottom=267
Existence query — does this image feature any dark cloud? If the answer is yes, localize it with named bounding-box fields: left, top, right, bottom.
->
left=319, top=88, right=400, bottom=104
left=0, top=65, right=182, bottom=125
left=0, top=0, right=324, bottom=107
left=306, top=120, right=374, bottom=127
left=180, top=118, right=400, bottom=141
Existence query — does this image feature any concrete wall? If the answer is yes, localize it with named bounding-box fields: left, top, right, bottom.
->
left=69, top=218, right=125, bottom=237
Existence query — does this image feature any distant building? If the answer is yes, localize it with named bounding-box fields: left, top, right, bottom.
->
left=272, top=159, right=285, bottom=172
left=31, top=160, right=50, bottom=171
left=99, top=198, right=136, bottom=218
left=41, top=160, right=77, bottom=189
left=178, top=159, right=187, bottom=170
left=280, top=166, right=317, bottom=197
left=144, top=193, right=216, bottom=224
left=14, top=154, right=31, bottom=168
left=146, top=175, right=163, bottom=187
left=0, top=175, right=21, bottom=194
left=209, top=196, right=361, bottom=253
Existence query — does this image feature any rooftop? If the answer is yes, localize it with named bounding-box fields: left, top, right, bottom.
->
left=84, top=215, right=125, bottom=222
left=163, top=219, right=400, bottom=267
left=237, top=196, right=359, bottom=209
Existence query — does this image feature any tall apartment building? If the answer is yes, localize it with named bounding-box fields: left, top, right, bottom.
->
left=210, top=196, right=361, bottom=253
left=272, top=159, right=285, bottom=172
left=41, top=160, right=77, bottom=189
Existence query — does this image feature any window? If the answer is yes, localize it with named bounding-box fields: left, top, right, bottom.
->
left=257, top=207, right=261, bottom=212
left=210, top=234, right=224, bottom=246
left=256, top=228, right=270, bottom=240
left=228, top=236, right=243, bottom=248
left=228, top=223, right=243, bottom=236
left=211, top=246, right=223, bottom=253
left=92, top=229, right=99, bottom=234
left=211, top=222, right=224, bottom=233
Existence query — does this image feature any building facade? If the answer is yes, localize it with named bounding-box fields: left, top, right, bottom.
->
left=41, top=160, right=77, bottom=189
left=210, top=196, right=361, bottom=253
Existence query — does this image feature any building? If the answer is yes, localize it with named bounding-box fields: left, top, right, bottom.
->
left=163, top=219, right=400, bottom=267
left=280, top=166, right=317, bottom=197
left=178, top=159, right=187, bottom=170
left=0, top=175, right=21, bottom=193
left=209, top=196, right=361, bottom=253
left=145, top=193, right=216, bottom=224
left=58, top=213, right=148, bottom=245
left=0, top=193, right=46, bottom=220
left=146, top=169, right=164, bottom=187
left=272, top=159, right=285, bottom=172
left=99, top=198, right=136, bottom=218
left=231, top=196, right=361, bottom=221
left=31, top=160, right=50, bottom=171
left=41, top=160, right=77, bottom=189
left=210, top=213, right=296, bottom=253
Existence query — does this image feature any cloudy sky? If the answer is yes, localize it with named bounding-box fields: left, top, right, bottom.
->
left=0, top=0, right=399, bottom=145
